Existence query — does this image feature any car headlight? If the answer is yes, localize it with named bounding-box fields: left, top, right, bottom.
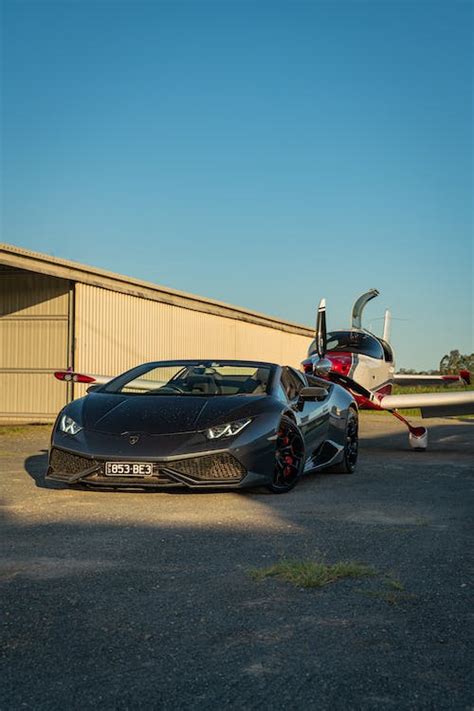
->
left=206, top=418, right=252, bottom=440
left=59, top=414, right=82, bottom=436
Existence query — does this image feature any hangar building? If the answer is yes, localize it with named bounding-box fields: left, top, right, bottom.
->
left=0, top=243, right=313, bottom=422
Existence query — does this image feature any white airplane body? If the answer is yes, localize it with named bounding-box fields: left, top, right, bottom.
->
left=302, top=289, right=473, bottom=449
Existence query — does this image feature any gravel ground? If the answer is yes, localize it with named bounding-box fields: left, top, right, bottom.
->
left=1, top=415, right=473, bottom=710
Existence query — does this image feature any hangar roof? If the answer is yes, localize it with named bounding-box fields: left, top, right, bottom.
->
left=0, top=243, right=313, bottom=337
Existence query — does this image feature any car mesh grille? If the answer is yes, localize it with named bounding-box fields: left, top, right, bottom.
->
left=49, top=448, right=97, bottom=477
left=166, top=453, right=246, bottom=481
left=48, top=449, right=246, bottom=486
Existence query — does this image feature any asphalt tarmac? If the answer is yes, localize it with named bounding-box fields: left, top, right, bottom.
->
left=1, top=415, right=473, bottom=710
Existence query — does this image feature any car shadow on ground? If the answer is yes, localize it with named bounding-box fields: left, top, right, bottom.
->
left=24, top=450, right=61, bottom=489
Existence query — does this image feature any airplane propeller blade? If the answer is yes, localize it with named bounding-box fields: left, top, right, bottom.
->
left=315, top=298, right=327, bottom=359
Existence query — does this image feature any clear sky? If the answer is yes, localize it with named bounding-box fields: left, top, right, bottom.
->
left=1, top=0, right=472, bottom=370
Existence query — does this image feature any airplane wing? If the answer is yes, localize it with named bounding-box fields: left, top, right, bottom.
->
left=393, top=371, right=470, bottom=387
left=378, top=390, right=474, bottom=418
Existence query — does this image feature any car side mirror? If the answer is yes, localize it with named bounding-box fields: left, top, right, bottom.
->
left=299, top=386, right=328, bottom=401
left=86, top=384, right=100, bottom=394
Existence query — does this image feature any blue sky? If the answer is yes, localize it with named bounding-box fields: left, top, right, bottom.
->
left=1, top=0, right=472, bottom=369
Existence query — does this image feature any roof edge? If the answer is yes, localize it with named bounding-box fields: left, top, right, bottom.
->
left=0, top=243, right=314, bottom=337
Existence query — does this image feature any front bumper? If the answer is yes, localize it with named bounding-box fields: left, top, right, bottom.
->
left=46, top=446, right=268, bottom=489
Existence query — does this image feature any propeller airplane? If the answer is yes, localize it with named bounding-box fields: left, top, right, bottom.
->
left=301, top=289, right=473, bottom=450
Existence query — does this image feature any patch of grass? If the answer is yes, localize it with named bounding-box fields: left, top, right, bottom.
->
left=413, top=517, right=430, bottom=527
left=249, top=558, right=419, bottom=607
left=378, top=527, right=411, bottom=534
left=249, top=558, right=375, bottom=588
left=384, top=577, right=404, bottom=591
left=355, top=574, right=416, bottom=606
left=357, top=589, right=417, bottom=606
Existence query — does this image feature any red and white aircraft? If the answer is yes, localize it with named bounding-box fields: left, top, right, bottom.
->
left=301, top=289, right=473, bottom=449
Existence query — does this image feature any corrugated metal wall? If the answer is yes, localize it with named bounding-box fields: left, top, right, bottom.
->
left=0, top=269, right=312, bottom=420
left=74, top=284, right=312, bottom=397
left=0, top=268, right=72, bottom=421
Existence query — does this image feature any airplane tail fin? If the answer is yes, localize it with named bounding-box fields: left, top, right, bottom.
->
left=382, top=309, right=392, bottom=342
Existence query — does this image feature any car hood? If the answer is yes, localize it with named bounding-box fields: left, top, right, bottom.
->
left=69, top=393, right=271, bottom=435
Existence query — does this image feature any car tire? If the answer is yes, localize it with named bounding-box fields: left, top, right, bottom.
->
left=266, top=415, right=305, bottom=494
left=329, top=408, right=358, bottom=474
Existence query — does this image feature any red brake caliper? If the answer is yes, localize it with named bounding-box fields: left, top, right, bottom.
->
left=277, top=431, right=293, bottom=478
left=282, top=433, right=293, bottom=477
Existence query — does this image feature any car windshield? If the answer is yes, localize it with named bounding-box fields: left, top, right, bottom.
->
left=100, top=362, right=274, bottom=396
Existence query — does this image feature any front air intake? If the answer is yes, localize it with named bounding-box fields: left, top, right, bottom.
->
left=49, top=448, right=98, bottom=478
left=166, top=453, right=246, bottom=482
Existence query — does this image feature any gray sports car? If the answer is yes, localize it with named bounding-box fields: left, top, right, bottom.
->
left=46, top=360, right=358, bottom=493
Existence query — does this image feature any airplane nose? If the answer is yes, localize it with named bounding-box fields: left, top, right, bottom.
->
left=301, top=353, right=353, bottom=378
left=326, top=353, right=353, bottom=377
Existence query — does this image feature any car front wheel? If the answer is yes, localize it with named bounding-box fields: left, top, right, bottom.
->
left=266, top=415, right=305, bottom=494
left=330, top=408, right=358, bottom=474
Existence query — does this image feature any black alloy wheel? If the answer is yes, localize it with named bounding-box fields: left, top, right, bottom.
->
left=267, top=415, right=305, bottom=493
left=330, top=408, right=359, bottom=474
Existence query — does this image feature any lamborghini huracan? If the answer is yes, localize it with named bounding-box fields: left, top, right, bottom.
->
left=47, top=360, right=358, bottom=493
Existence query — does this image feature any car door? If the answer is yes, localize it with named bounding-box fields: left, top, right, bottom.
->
left=280, top=367, right=331, bottom=465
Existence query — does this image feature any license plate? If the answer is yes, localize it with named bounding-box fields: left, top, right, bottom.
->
left=105, top=462, right=154, bottom=477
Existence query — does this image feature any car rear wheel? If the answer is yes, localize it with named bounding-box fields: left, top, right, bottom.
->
left=267, top=415, right=305, bottom=494
left=329, top=408, right=358, bottom=474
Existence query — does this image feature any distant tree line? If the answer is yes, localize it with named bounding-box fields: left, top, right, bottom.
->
left=397, top=350, right=473, bottom=375
left=398, top=368, right=440, bottom=375
left=439, top=350, right=474, bottom=374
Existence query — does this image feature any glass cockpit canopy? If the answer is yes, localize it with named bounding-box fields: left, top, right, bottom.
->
left=309, top=331, right=385, bottom=360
